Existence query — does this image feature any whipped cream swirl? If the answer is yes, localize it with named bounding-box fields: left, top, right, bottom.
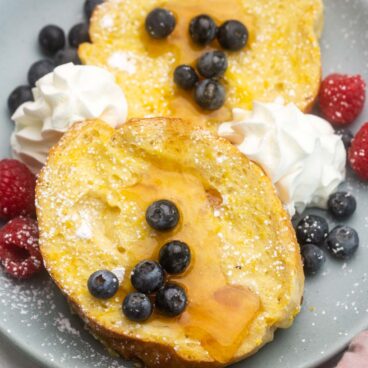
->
left=218, top=101, right=346, bottom=216
left=11, top=63, right=128, bottom=173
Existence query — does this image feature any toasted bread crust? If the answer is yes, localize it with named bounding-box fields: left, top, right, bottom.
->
left=37, top=118, right=304, bottom=367
left=69, top=299, right=222, bottom=368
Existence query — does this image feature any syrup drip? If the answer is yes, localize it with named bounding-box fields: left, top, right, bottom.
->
left=123, top=163, right=260, bottom=363
left=140, top=0, right=252, bottom=125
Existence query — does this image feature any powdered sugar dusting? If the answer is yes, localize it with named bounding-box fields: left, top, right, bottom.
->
left=54, top=312, right=80, bottom=336
left=112, top=267, right=126, bottom=282
left=108, top=52, right=138, bottom=75
left=0, top=273, right=131, bottom=367
left=76, top=212, right=93, bottom=240
left=100, top=15, right=114, bottom=29
left=76, top=222, right=92, bottom=239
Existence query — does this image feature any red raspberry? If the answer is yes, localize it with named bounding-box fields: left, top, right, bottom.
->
left=0, top=159, right=36, bottom=220
left=348, top=123, right=368, bottom=180
left=319, top=74, right=366, bottom=126
left=0, top=217, right=43, bottom=279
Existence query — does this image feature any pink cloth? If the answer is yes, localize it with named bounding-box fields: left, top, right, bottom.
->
left=336, top=331, right=368, bottom=368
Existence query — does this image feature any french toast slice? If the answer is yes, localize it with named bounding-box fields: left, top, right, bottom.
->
left=79, top=0, right=323, bottom=123
left=36, top=118, right=304, bottom=367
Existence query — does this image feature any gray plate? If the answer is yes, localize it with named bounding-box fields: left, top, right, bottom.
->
left=0, top=1, right=368, bottom=367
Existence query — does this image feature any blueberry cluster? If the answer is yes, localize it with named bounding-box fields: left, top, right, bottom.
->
left=123, top=200, right=190, bottom=322
left=87, top=200, right=191, bottom=323
left=7, top=0, right=99, bottom=115
left=295, top=191, right=358, bottom=275
left=145, top=9, right=249, bottom=111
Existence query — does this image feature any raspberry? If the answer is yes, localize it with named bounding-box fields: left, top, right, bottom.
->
left=319, top=74, right=366, bottom=126
left=0, top=159, right=36, bottom=220
left=0, top=217, right=43, bottom=279
left=348, top=123, right=368, bottom=180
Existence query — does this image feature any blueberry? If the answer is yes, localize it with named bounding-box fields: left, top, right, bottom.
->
left=7, top=86, right=33, bottom=115
left=159, top=241, right=191, bottom=275
left=217, top=20, right=249, bottom=51
left=84, top=0, right=104, bottom=20
left=327, top=192, right=357, bottom=219
left=174, top=65, right=199, bottom=90
left=301, top=244, right=326, bottom=275
left=156, top=283, right=187, bottom=317
left=87, top=270, right=119, bottom=299
left=189, top=15, right=217, bottom=45
left=336, top=129, right=354, bottom=150
left=197, top=51, right=228, bottom=79
left=145, top=8, right=176, bottom=39
left=54, top=48, right=82, bottom=66
left=38, top=25, right=66, bottom=55
left=296, top=215, right=329, bottom=245
left=326, top=225, right=359, bottom=259
left=28, top=60, right=55, bottom=86
left=122, top=292, right=153, bottom=322
left=69, top=23, right=90, bottom=48
left=131, top=260, right=165, bottom=294
left=146, top=200, right=180, bottom=231
left=194, top=79, right=226, bottom=111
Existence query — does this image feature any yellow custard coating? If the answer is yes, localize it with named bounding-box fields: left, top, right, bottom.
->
left=79, top=0, right=323, bottom=124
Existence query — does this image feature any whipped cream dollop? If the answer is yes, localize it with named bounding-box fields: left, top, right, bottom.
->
left=218, top=101, right=346, bottom=216
left=11, top=63, right=128, bottom=173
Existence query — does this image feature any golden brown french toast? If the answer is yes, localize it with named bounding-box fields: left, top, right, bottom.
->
left=36, top=118, right=304, bottom=367
left=79, top=0, right=323, bottom=124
